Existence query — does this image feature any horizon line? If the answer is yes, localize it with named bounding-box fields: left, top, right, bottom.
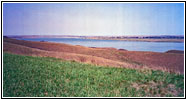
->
left=4, top=34, right=184, bottom=36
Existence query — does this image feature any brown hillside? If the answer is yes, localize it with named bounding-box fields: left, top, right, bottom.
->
left=3, top=38, right=184, bottom=74
left=165, top=50, right=184, bottom=54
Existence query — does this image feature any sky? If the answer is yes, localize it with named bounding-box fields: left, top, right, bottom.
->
left=3, top=3, right=184, bottom=36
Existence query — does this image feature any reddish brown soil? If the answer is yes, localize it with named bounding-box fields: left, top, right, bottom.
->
left=165, top=50, right=184, bottom=54
left=3, top=38, right=184, bottom=74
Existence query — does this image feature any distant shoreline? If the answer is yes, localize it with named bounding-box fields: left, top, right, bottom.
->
left=4, top=35, right=184, bottom=43
left=83, top=38, right=184, bottom=43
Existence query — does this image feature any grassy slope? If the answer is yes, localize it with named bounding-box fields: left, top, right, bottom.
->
left=3, top=53, right=184, bottom=97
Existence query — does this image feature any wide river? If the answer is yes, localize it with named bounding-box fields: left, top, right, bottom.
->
left=19, top=38, right=184, bottom=52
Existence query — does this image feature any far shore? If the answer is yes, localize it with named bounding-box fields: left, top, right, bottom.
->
left=84, top=38, right=184, bottom=43
left=5, top=35, right=184, bottom=43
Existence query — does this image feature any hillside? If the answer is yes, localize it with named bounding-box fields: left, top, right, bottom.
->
left=3, top=37, right=184, bottom=74
left=3, top=53, right=184, bottom=97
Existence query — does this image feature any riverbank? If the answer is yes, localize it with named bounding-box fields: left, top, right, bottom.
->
left=3, top=37, right=184, bottom=74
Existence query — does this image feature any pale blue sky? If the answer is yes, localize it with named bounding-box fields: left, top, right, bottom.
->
left=3, top=3, right=184, bottom=36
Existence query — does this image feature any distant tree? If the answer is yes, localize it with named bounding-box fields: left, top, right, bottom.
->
left=3, top=36, right=8, bottom=38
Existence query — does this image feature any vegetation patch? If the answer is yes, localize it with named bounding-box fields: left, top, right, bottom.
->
left=3, top=53, right=184, bottom=97
left=131, top=81, right=183, bottom=97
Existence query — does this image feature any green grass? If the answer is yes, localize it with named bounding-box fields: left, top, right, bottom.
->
left=3, top=53, right=184, bottom=97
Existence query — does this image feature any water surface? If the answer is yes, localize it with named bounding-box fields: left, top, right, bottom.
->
left=18, top=38, right=184, bottom=52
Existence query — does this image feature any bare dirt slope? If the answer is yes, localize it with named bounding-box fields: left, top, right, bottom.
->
left=3, top=38, right=184, bottom=74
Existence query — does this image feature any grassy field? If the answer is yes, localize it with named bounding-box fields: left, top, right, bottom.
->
left=3, top=53, right=184, bottom=97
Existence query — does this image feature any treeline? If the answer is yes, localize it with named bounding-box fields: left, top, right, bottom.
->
left=109, top=36, right=184, bottom=39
